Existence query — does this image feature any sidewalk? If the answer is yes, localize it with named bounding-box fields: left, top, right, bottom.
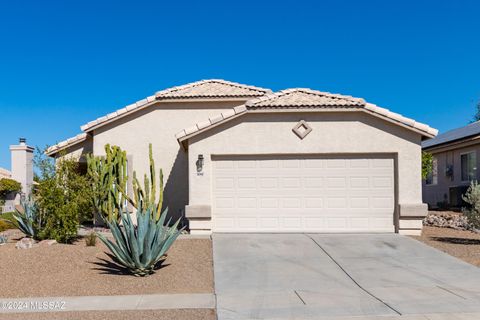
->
left=0, top=293, right=215, bottom=314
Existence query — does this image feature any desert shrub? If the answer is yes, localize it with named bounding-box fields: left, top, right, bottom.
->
left=0, top=212, right=16, bottom=232
left=33, top=148, right=94, bottom=243
left=85, top=231, right=97, bottom=247
left=422, top=151, right=433, bottom=180
left=39, top=202, right=78, bottom=243
left=0, top=178, right=21, bottom=198
left=0, top=220, right=10, bottom=232
left=462, top=181, right=480, bottom=229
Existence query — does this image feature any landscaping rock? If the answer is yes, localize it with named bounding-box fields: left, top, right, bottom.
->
left=39, top=239, right=57, bottom=246
left=15, top=237, right=38, bottom=249
left=423, top=212, right=472, bottom=230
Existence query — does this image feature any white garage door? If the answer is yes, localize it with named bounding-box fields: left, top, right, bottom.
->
left=212, top=155, right=395, bottom=233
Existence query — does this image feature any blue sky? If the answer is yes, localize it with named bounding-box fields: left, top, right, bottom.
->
left=1, top=0, right=479, bottom=169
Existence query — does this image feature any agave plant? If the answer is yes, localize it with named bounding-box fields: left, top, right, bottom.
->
left=0, top=234, right=8, bottom=245
left=97, top=205, right=184, bottom=276
left=7, top=200, right=40, bottom=238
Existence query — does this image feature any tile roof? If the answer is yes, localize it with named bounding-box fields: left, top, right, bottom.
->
left=48, top=82, right=438, bottom=155
left=176, top=88, right=438, bottom=143
left=155, top=79, right=271, bottom=99
left=422, top=121, right=480, bottom=149
left=175, top=105, right=248, bottom=140
left=246, top=88, right=365, bottom=108
left=79, top=79, right=271, bottom=133
left=46, top=133, right=88, bottom=156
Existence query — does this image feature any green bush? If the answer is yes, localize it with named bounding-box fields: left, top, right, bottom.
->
left=39, top=202, right=78, bottom=243
left=0, top=212, right=16, bottom=232
left=422, top=152, right=433, bottom=180
left=0, top=178, right=21, bottom=197
left=85, top=232, right=97, bottom=247
left=462, top=181, right=480, bottom=229
left=33, top=148, right=94, bottom=243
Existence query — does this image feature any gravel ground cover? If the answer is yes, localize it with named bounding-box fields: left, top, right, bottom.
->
left=411, top=226, right=480, bottom=267
left=0, top=309, right=215, bottom=320
left=0, top=231, right=213, bottom=298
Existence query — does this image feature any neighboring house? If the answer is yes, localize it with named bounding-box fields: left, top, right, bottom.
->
left=0, top=167, right=12, bottom=179
left=0, top=139, right=34, bottom=212
left=47, top=79, right=437, bottom=235
left=422, top=121, right=480, bottom=208
left=0, top=167, right=13, bottom=212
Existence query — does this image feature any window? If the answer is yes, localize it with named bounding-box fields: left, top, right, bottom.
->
left=461, top=152, right=477, bottom=182
left=426, top=157, right=438, bottom=185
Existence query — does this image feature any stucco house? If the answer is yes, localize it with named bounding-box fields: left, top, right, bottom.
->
left=0, top=168, right=11, bottom=179
left=47, top=79, right=437, bottom=235
left=0, top=139, right=34, bottom=212
left=422, top=121, right=480, bottom=208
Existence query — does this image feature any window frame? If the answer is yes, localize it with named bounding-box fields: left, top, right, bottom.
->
left=460, top=151, right=477, bottom=183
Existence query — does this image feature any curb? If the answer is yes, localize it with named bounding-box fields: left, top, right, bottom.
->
left=0, top=293, right=215, bottom=313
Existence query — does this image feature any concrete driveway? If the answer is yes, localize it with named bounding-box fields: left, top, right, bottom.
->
left=213, top=233, right=480, bottom=320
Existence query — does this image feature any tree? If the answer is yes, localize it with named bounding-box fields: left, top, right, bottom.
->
left=471, top=100, right=480, bottom=123
left=422, top=151, right=433, bottom=180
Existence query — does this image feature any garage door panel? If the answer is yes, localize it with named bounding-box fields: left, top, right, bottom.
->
left=305, top=197, right=324, bottom=208
left=349, top=159, right=370, bottom=167
left=350, top=197, right=370, bottom=208
left=212, top=155, right=395, bottom=233
left=372, top=176, right=393, bottom=188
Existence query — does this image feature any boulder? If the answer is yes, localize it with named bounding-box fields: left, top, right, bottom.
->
left=15, top=237, right=37, bottom=249
left=39, top=239, right=57, bottom=246
left=423, top=212, right=471, bottom=230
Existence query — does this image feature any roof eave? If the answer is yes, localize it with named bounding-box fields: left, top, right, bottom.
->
left=81, top=100, right=159, bottom=133
left=82, top=95, right=267, bottom=133
left=176, top=107, right=437, bottom=147
left=423, top=134, right=480, bottom=152
left=45, top=133, right=89, bottom=157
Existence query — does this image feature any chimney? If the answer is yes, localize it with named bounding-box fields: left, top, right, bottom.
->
left=10, top=138, right=34, bottom=199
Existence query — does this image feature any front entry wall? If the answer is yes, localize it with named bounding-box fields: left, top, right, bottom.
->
left=186, top=112, right=425, bottom=234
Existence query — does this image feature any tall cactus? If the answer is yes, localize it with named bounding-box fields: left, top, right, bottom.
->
left=87, top=144, right=129, bottom=222
left=129, top=144, right=164, bottom=221
left=87, top=143, right=164, bottom=223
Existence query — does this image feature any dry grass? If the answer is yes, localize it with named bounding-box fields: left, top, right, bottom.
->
left=0, top=231, right=213, bottom=298
left=411, top=226, right=480, bottom=267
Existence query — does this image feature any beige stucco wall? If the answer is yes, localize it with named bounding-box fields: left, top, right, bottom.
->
left=187, top=112, right=424, bottom=225
left=91, top=100, right=248, bottom=221
left=423, top=142, right=480, bottom=207
left=56, top=137, right=93, bottom=162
